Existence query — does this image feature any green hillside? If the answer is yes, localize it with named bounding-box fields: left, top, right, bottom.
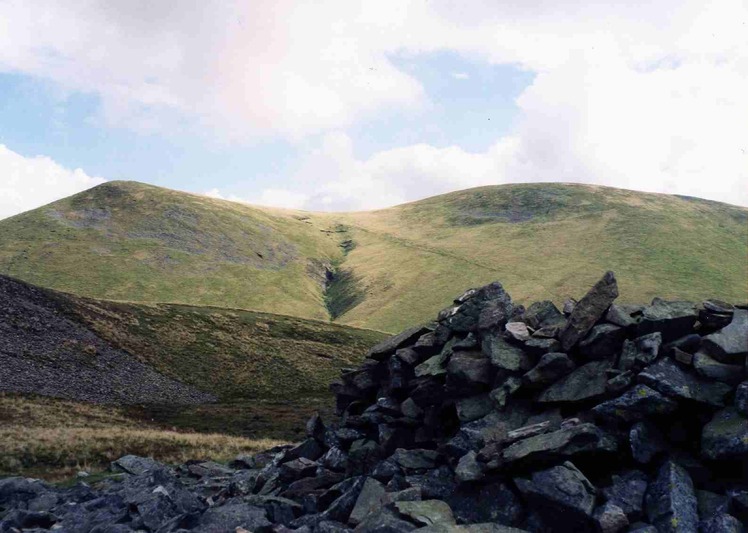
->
left=0, top=181, right=341, bottom=321
left=1, top=181, right=746, bottom=333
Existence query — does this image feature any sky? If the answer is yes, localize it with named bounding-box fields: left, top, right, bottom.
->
left=0, top=0, right=746, bottom=220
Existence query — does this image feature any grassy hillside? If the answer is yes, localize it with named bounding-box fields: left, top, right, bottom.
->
left=325, top=184, right=748, bottom=331
left=1, top=278, right=385, bottom=478
left=0, top=181, right=342, bottom=320
left=1, top=181, right=746, bottom=333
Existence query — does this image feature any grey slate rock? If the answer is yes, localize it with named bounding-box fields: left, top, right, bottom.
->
left=697, top=490, right=730, bottom=521
left=524, top=300, right=565, bottom=330
left=637, top=298, right=698, bottom=343
left=515, top=461, right=596, bottom=532
left=593, top=502, right=629, bottom=533
left=369, top=326, right=431, bottom=361
left=736, top=381, right=748, bottom=416
left=438, top=282, right=513, bottom=333
left=630, top=421, right=668, bottom=464
left=579, top=324, right=627, bottom=359
left=481, top=334, right=534, bottom=372
left=559, top=271, right=619, bottom=351
left=538, top=360, right=612, bottom=403
left=638, top=358, right=732, bottom=407
left=455, top=394, right=494, bottom=423
left=699, top=514, right=745, bottom=533
left=523, top=337, right=561, bottom=356
left=593, top=384, right=678, bottom=422
left=392, top=449, right=440, bottom=471
left=455, top=451, right=484, bottom=483
left=349, top=478, right=387, bottom=526
left=198, top=503, right=272, bottom=533
left=393, top=500, right=456, bottom=527
left=603, top=470, right=648, bottom=520
left=701, top=309, right=748, bottom=365
left=701, top=407, right=748, bottom=460
left=447, top=351, right=494, bottom=390
left=446, top=480, right=523, bottom=526
left=693, top=351, right=745, bottom=385
left=354, top=508, right=416, bottom=532
left=495, top=422, right=617, bottom=468
left=645, top=460, right=698, bottom=533
left=489, top=376, right=522, bottom=409
left=111, top=455, right=162, bottom=476
left=523, top=352, right=575, bottom=386
left=606, top=304, right=638, bottom=328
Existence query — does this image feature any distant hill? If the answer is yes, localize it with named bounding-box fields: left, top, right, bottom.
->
left=1, top=181, right=746, bottom=332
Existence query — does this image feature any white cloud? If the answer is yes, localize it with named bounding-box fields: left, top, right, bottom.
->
left=0, top=145, right=105, bottom=220
left=451, top=72, right=469, bottom=80
left=0, top=0, right=746, bottom=206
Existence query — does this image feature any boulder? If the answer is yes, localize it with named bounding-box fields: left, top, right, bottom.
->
left=392, top=449, right=440, bottom=471
left=592, top=384, right=678, bottom=422
left=455, top=451, right=484, bottom=483
left=538, top=360, right=612, bottom=403
left=523, top=337, right=561, bottom=356
left=736, top=381, right=748, bottom=416
left=699, top=514, right=745, bottom=533
left=638, top=358, right=732, bottom=407
left=701, top=408, right=748, bottom=460
left=446, top=480, right=524, bottom=526
left=394, top=500, right=456, bottom=527
left=629, top=421, right=668, bottom=464
left=637, top=299, right=698, bottom=343
left=489, top=376, right=522, bottom=409
left=579, top=324, right=627, bottom=359
left=439, top=282, right=513, bottom=333
left=559, top=271, right=619, bottom=351
left=602, top=470, right=648, bottom=521
left=369, top=326, right=432, bottom=361
left=349, top=478, right=387, bottom=526
left=111, top=455, right=162, bottom=476
left=693, top=352, right=745, bottom=385
left=645, top=461, right=698, bottom=533
left=524, top=300, right=565, bottom=330
left=592, top=502, right=629, bottom=533
left=523, top=352, right=575, bottom=386
left=447, top=352, right=494, bottom=391
left=493, top=423, right=617, bottom=469
left=605, top=304, right=638, bottom=328
left=514, top=461, right=596, bottom=532
left=455, top=395, right=494, bottom=423
left=481, top=334, right=534, bottom=372
left=354, top=508, right=416, bottom=532
left=701, top=309, right=748, bottom=365
left=198, top=503, right=272, bottom=533
left=505, top=322, right=531, bottom=342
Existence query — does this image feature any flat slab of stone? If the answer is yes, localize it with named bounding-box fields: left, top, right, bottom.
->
left=559, top=271, right=619, bottom=351
left=538, top=360, right=612, bottom=403
left=638, top=358, right=732, bottom=407
left=368, top=326, right=431, bottom=361
left=701, top=407, right=748, bottom=460
left=701, top=309, right=748, bottom=365
left=394, top=500, right=456, bottom=527
left=592, top=384, right=678, bottom=422
left=645, top=461, right=698, bottom=533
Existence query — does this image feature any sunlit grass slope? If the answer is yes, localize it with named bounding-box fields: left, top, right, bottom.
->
left=1, top=181, right=745, bottom=333
left=326, top=183, right=748, bottom=332
left=0, top=181, right=342, bottom=320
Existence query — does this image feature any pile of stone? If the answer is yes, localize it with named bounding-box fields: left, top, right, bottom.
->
left=1, top=272, right=747, bottom=532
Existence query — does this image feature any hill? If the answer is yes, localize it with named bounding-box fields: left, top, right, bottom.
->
left=1, top=181, right=746, bottom=332
left=0, top=275, right=385, bottom=477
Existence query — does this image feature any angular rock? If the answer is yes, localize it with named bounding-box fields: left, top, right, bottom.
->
left=369, top=326, right=431, bottom=361
left=447, top=351, right=493, bottom=390
left=523, top=337, right=561, bottom=356
left=579, top=324, right=627, bottom=359
left=603, top=470, right=648, bottom=520
left=693, top=351, right=744, bottom=385
left=618, top=333, right=662, bottom=371
left=630, top=421, right=668, bottom=464
left=701, top=309, right=748, bottom=365
left=494, top=423, right=617, bottom=469
left=663, top=333, right=702, bottom=356
left=446, top=480, right=523, bottom=527
left=699, top=513, right=745, bottom=533
left=481, top=334, right=534, bottom=372
left=349, top=478, right=387, bottom=526
left=637, top=298, right=698, bottom=343
left=439, top=282, right=513, bottom=333
left=515, top=461, right=596, bottom=532
left=489, top=376, right=522, bottom=409
left=606, top=304, right=638, bottom=328
left=523, top=352, right=575, bottom=386
left=697, top=490, right=730, bottom=520
left=593, top=502, right=629, bottom=533
left=638, top=358, right=732, bottom=407
left=455, top=394, right=494, bottom=423
left=394, top=500, right=456, bottom=527
left=401, top=397, right=424, bottom=419
left=736, top=381, right=748, bottom=416
left=455, top=451, right=484, bottom=483
left=505, top=322, right=531, bottom=342
left=111, top=455, right=162, bottom=476
left=198, top=503, right=272, bottom=533
left=396, top=347, right=422, bottom=366
left=354, top=508, right=416, bottom=532
left=392, top=449, right=440, bottom=471
left=701, top=407, right=748, bottom=460
left=559, top=271, right=619, bottom=351
left=645, top=460, right=698, bottom=533
left=524, top=300, right=565, bottom=330
left=592, top=384, right=678, bottom=422
left=538, top=360, right=612, bottom=403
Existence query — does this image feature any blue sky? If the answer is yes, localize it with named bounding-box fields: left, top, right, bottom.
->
left=0, top=1, right=745, bottom=218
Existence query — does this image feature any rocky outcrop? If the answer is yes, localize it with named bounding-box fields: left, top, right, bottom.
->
left=0, top=275, right=214, bottom=405
left=2, top=272, right=747, bottom=532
